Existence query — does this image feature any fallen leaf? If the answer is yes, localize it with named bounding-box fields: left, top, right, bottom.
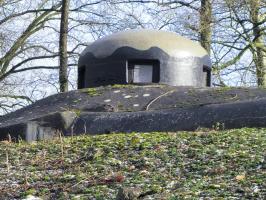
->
left=235, top=174, right=245, bottom=181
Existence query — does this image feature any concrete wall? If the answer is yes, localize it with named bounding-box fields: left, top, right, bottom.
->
left=78, top=46, right=211, bottom=88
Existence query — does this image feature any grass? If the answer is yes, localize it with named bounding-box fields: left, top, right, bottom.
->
left=0, top=128, right=265, bottom=199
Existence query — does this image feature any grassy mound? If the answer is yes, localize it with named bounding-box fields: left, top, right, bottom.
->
left=0, top=128, right=265, bottom=199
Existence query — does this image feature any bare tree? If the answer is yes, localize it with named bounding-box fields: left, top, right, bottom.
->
left=200, top=0, right=212, bottom=54
left=249, top=0, right=266, bottom=87
left=0, top=0, right=61, bottom=113
left=211, top=0, right=265, bottom=86
left=59, top=0, right=70, bottom=92
left=0, top=3, right=60, bottom=82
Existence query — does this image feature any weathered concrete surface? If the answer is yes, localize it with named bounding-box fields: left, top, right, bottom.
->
left=0, top=85, right=266, bottom=141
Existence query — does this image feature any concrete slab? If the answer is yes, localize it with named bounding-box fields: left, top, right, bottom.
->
left=0, top=85, right=266, bottom=141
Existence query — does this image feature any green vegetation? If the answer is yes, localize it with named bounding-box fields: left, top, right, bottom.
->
left=83, top=88, right=101, bottom=97
left=111, top=84, right=135, bottom=89
left=214, top=86, right=233, bottom=93
left=71, top=109, right=81, bottom=117
left=0, top=128, right=265, bottom=199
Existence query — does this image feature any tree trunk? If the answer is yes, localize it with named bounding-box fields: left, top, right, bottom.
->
left=59, top=0, right=69, bottom=92
left=249, top=0, right=266, bottom=87
left=199, top=0, right=212, bottom=54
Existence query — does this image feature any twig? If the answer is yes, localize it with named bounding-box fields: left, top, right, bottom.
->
left=145, top=90, right=175, bottom=110
left=5, top=149, right=9, bottom=174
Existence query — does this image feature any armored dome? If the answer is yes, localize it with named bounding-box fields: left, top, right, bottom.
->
left=78, top=29, right=211, bottom=88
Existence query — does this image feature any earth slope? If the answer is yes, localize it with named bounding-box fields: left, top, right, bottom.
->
left=0, top=128, right=265, bottom=199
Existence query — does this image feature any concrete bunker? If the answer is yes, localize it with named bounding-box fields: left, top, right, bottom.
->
left=78, top=29, right=212, bottom=88
left=5, top=30, right=247, bottom=142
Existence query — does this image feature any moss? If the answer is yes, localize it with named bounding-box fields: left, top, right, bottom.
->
left=111, top=84, right=135, bottom=89
left=214, top=86, right=232, bottom=93
left=117, top=102, right=124, bottom=110
left=70, top=109, right=81, bottom=117
left=187, top=88, right=197, bottom=96
left=85, top=88, right=101, bottom=96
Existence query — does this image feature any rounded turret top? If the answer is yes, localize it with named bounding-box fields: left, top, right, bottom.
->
left=81, top=29, right=209, bottom=61
left=78, top=29, right=212, bottom=88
